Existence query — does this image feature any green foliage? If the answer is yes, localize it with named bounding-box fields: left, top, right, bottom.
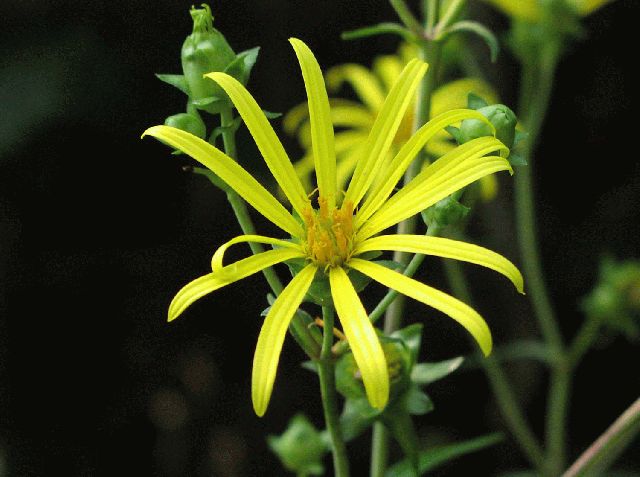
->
left=267, top=414, right=328, bottom=476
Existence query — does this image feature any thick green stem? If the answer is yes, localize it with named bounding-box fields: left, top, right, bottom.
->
left=219, top=107, right=321, bottom=359
left=318, top=306, right=350, bottom=477
left=442, top=258, right=545, bottom=469
left=545, top=359, right=572, bottom=475
left=371, top=15, right=443, bottom=475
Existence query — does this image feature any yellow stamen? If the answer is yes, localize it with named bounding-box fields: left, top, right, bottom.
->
left=302, top=198, right=355, bottom=268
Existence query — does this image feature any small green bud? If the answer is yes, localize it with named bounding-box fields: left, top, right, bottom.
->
left=181, top=4, right=235, bottom=102
left=267, top=414, right=328, bottom=476
left=459, top=104, right=517, bottom=149
left=582, top=258, right=640, bottom=340
left=164, top=113, right=206, bottom=139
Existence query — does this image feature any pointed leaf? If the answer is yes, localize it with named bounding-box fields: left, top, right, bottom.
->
left=411, top=357, right=465, bottom=386
left=155, top=74, right=189, bottom=95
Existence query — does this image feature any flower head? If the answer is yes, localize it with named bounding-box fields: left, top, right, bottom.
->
left=143, top=38, right=523, bottom=416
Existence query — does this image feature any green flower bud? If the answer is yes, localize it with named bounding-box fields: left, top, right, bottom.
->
left=459, top=104, right=517, bottom=149
left=582, top=258, right=640, bottom=340
left=181, top=4, right=235, bottom=101
left=267, top=414, right=328, bottom=476
left=164, top=113, right=206, bottom=139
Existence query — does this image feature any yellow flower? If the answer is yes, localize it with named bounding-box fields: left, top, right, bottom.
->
left=143, top=38, right=523, bottom=417
left=284, top=44, right=499, bottom=201
left=481, top=0, right=614, bottom=21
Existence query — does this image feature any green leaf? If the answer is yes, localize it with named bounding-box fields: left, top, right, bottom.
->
left=225, top=46, right=260, bottom=85
left=438, top=21, right=500, bottom=63
left=403, top=385, right=434, bottom=415
left=390, top=323, right=424, bottom=364
left=467, top=92, right=489, bottom=110
left=263, top=109, right=282, bottom=119
left=155, top=74, right=189, bottom=95
left=267, top=414, right=328, bottom=476
left=341, top=22, right=416, bottom=42
left=411, top=357, right=464, bottom=386
left=385, top=432, right=504, bottom=476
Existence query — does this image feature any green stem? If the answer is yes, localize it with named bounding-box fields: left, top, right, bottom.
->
left=563, top=397, right=640, bottom=477
left=219, top=106, right=321, bottom=359
left=318, top=306, right=350, bottom=477
left=442, top=257, right=545, bottom=469
left=516, top=40, right=569, bottom=476
left=567, top=314, right=601, bottom=369
left=390, top=0, right=423, bottom=35
left=371, top=17, right=443, bottom=476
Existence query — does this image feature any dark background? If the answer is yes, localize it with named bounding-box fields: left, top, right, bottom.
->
left=1, top=1, right=638, bottom=475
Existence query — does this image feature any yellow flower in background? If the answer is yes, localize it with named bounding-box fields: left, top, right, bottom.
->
left=284, top=44, right=500, bottom=201
left=481, top=0, right=614, bottom=21
left=144, top=39, right=523, bottom=417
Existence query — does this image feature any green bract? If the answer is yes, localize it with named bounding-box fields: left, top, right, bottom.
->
left=164, top=112, right=206, bottom=139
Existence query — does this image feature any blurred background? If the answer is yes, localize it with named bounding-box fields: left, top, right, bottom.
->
left=1, top=0, right=638, bottom=475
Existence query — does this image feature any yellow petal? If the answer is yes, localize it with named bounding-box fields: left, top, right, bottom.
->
left=326, top=63, right=386, bottom=111
left=329, top=104, right=374, bottom=129
left=359, top=137, right=510, bottom=240
left=142, top=125, right=302, bottom=237
left=210, top=234, right=303, bottom=271
left=481, top=0, right=541, bottom=21
left=357, top=109, right=491, bottom=225
left=282, top=101, right=310, bottom=136
left=167, top=247, right=303, bottom=322
left=329, top=266, right=389, bottom=410
left=372, top=54, right=404, bottom=92
left=252, top=264, right=317, bottom=416
left=355, top=234, right=524, bottom=293
left=290, top=38, right=337, bottom=208
left=206, top=72, right=310, bottom=216
left=431, top=78, right=498, bottom=117
left=344, top=59, right=428, bottom=208
left=349, top=258, right=492, bottom=356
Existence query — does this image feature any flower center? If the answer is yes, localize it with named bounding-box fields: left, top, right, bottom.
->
left=302, top=197, right=355, bottom=268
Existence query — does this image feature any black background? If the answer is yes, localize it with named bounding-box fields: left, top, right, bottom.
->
left=1, top=1, right=639, bottom=475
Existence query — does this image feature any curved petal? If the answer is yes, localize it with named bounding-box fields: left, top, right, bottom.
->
left=329, top=266, right=389, bottom=410
left=206, top=72, right=310, bottom=216
left=211, top=234, right=303, bottom=271
left=344, top=59, right=428, bottom=208
left=168, top=247, right=304, bottom=322
left=326, top=63, right=386, bottom=110
left=356, top=109, right=492, bottom=225
left=349, top=258, right=492, bottom=356
left=372, top=54, right=403, bottom=92
left=252, top=264, right=317, bottom=416
left=358, top=137, right=510, bottom=240
left=290, top=38, right=337, bottom=208
left=329, top=104, right=374, bottom=129
left=355, top=234, right=524, bottom=293
left=282, top=101, right=311, bottom=136
left=143, top=126, right=302, bottom=237
left=431, top=78, right=498, bottom=117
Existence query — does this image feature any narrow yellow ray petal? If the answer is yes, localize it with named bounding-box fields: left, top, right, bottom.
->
left=252, top=264, right=317, bottom=416
left=206, top=72, right=310, bottom=215
left=431, top=78, right=498, bottom=117
left=143, top=126, right=302, bottom=237
left=359, top=155, right=511, bottom=240
left=329, top=105, right=374, bottom=129
left=349, top=259, right=492, bottom=356
left=373, top=55, right=404, bottom=92
left=357, top=109, right=491, bottom=224
left=168, top=247, right=303, bottom=322
left=329, top=266, right=389, bottom=409
left=210, top=234, right=303, bottom=271
left=290, top=38, right=337, bottom=208
left=344, top=59, right=428, bottom=207
left=282, top=102, right=311, bottom=135
left=326, top=63, right=386, bottom=110
left=355, top=235, right=524, bottom=293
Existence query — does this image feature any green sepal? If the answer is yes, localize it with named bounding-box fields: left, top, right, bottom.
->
left=437, top=20, right=500, bottom=62
left=402, top=384, right=434, bottom=415
left=267, top=414, right=328, bottom=476
left=155, top=74, right=189, bottom=95
left=411, top=356, right=464, bottom=386
left=164, top=112, right=207, bottom=139
left=389, top=323, right=423, bottom=365
left=224, top=46, right=260, bottom=86
left=422, top=195, right=470, bottom=230
left=467, top=92, right=489, bottom=110
left=339, top=397, right=378, bottom=441
left=508, top=130, right=529, bottom=166
left=385, top=432, right=504, bottom=477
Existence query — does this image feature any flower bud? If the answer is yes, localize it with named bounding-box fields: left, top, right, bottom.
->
left=164, top=113, right=206, bottom=139
left=267, top=414, right=327, bottom=476
left=181, top=4, right=235, bottom=101
left=459, top=104, right=517, bottom=149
